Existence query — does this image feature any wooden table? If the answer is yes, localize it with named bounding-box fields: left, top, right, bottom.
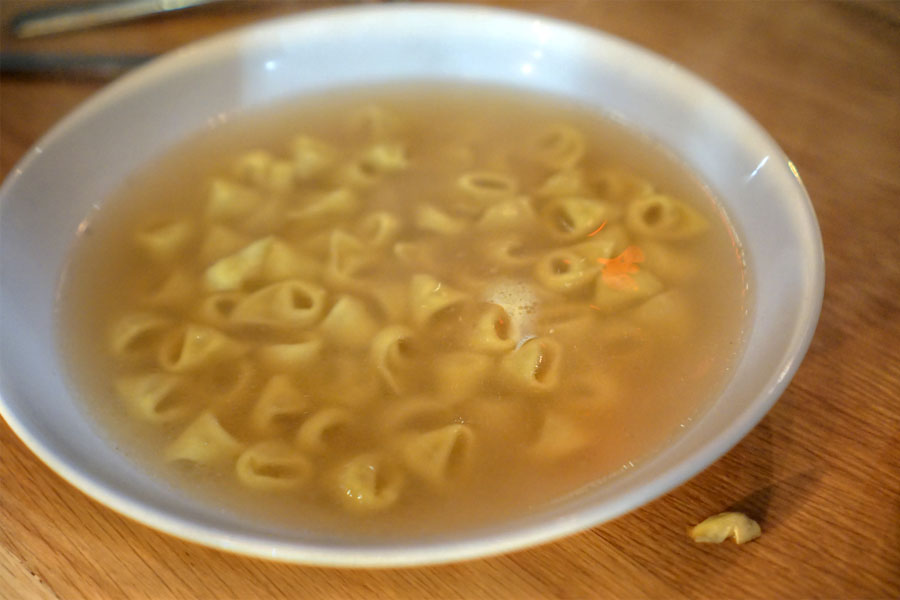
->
left=1, top=1, right=898, bottom=597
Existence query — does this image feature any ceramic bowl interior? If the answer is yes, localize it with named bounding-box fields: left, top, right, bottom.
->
left=0, top=4, right=823, bottom=566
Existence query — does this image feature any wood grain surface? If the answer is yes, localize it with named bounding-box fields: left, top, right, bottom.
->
left=1, top=1, right=898, bottom=598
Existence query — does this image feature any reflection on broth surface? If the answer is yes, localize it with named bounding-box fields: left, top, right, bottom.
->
left=58, top=84, right=748, bottom=537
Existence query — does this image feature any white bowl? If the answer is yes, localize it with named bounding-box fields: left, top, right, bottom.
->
left=0, top=4, right=823, bottom=566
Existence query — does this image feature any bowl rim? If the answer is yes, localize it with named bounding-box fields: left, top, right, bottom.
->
left=0, top=2, right=824, bottom=567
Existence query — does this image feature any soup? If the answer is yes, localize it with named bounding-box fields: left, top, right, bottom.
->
left=58, top=84, right=748, bottom=537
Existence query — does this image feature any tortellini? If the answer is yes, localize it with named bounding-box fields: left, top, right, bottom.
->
left=476, top=196, right=535, bottom=231
left=295, top=406, right=354, bottom=453
left=334, top=453, right=404, bottom=512
left=481, top=235, right=534, bottom=268
left=256, top=334, right=323, bottom=372
left=409, top=274, right=468, bottom=328
left=319, top=295, right=379, bottom=349
left=570, top=223, right=629, bottom=262
left=592, top=167, right=654, bottom=202
left=199, top=224, right=251, bottom=265
left=500, top=337, right=562, bottom=393
left=625, top=193, right=709, bottom=240
left=325, top=229, right=375, bottom=288
left=460, top=397, right=534, bottom=443
left=401, top=424, right=474, bottom=488
left=236, top=440, right=313, bottom=491
left=415, top=204, right=467, bottom=236
left=204, top=236, right=319, bottom=292
left=360, top=142, right=409, bottom=173
left=541, top=196, right=617, bottom=241
left=593, top=268, right=664, bottom=314
left=535, top=302, right=594, bottom=340
left=528, top=124, right=586, bottom=170
left=158, top=324, right=244, bottom=372
left=468, top=303, right=518, bottom=353
left=206, top=178, right=262, bottom=221
left=629, top=289, right=693, bottom=341
left=94, top=99, right=731, bottom=525
left=134, top=218, right=193, bottom=261
left=371, top=325, right=415, bottom=393
left=334, top=160, right=380, bottom=190
left=529, top=411, right=589, bottom=460
left=203, top=358, right=256, bottom=411
left=232, top=150, right=294, bottom=193
left=287, top=188, right=359, bottom=230
left=109, top=312, right=171, bottom=359
left=533, top=249, right=597, bottom=294
left=250, top=374, right=310, bottom=435
left=535, top=168, right=589, bottom=198
left=356, top=211, right=402, bottom=248
left=230, top=280, right=327, bottom=330
left=164, top=411, right=243, bottom=465
left=288, top=135, right=337, bottom=180
left=457, top=171, right=518, bottom=203
left=204, top=237, right=273, bottom=291
left=115, top=373, right=193, bottom=424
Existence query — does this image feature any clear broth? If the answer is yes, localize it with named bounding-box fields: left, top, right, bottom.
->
left=58, top=83, right=749, bottom=539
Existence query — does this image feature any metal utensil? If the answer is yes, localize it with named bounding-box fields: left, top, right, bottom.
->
left=0, top=52, right=155, bottom=79
left=10, top=0, right=226, bottom=38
